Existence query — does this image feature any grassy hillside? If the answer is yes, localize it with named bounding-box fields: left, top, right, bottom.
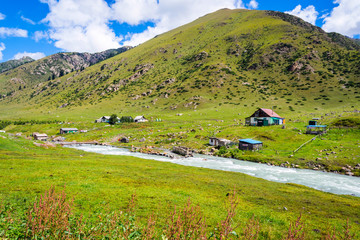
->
left=0, top=9, right=359, bottom=119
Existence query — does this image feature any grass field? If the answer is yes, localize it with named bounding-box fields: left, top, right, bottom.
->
left=1, top=129, right=359, bottom=239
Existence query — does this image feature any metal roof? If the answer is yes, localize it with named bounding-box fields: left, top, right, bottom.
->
left=260, top=108, right=282, bottom=118
left=239, top=139, right=263, bottom=144
left=60, top=128, right=78, bottom=131
left=306, top=125, right=327, bottom=128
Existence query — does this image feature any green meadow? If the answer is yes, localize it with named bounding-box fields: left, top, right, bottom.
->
left=0, top=132, right=359, bottom=239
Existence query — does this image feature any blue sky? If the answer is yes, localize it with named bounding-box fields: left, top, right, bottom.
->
left=0, top=0, right=359, bottom=62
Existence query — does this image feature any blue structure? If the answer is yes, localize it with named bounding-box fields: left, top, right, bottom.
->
left=239, top=139, right=263, bottom=150
left=306, top=125, right=327, bottom=135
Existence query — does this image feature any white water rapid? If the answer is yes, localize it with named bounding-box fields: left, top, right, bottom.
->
left=65, top=144, right=360, bottom=197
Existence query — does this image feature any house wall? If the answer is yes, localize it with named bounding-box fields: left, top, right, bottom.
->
left=239, top=143, right=262, bottom=150
left=248, top=117, right=283, bottom=126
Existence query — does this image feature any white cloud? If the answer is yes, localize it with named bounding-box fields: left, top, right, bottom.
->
left=0, top=43, right=5, bottom=60
left=13, top=52, right=46, bottom=60
left=40, top=0, right=246, bottom=51
left=248, top=0, right=258, bottom=9
left=34, top=31, right=50, bottom=42
left=114, top=0, right=244, bottom=46
left=322, top=0, right=360, bottom=37
left=21, top=16, right=36, bottom=25
left=0, top=27, right=28, bottom=38
left=0, top=12, right=5, bottom=20
left=41, top=0, right=121, bottom=53
left=285, top=5, right=318, bottom=25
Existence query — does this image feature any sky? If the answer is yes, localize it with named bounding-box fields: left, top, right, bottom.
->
left=0, top=0, right=359, bottom=62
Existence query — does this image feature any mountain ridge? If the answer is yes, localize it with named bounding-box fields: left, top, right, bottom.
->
left=0, top=46, right=131, bottom=97
left=0, top=9, right=359, bottom=118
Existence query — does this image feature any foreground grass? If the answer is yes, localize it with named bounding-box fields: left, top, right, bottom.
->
left=0, top=133, right=359, bottom=239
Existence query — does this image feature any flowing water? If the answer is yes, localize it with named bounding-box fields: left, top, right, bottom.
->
left=65, top=144, right=360, bottom=197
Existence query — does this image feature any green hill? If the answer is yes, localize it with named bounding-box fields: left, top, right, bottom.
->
left=0, top=9, right=359, bottom=118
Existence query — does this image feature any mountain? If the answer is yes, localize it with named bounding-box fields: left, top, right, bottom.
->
left=0, top=56, right=34, bottom=74
left=1, top=9, right=359, bottom=117
left=0, top=46, right=131, bottom=96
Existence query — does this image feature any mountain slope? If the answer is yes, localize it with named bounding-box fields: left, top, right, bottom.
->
left=0, top=47, right=131, bottom=96
left=0, top=56, right=34, bottom=74
left=1, top=9, right=359, bottom=118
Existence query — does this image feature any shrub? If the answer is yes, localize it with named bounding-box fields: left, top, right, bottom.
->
left=26, top=187, right=73, bottom=239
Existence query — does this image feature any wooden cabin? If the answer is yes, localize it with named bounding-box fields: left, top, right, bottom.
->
left=209, top=137, right=232, bottom=147
left=239, top=139, right=263, bottom=150
left=245, top=108, right=284, bottom=126
left=59, top=128, right=78, bottom=134
left=33, top=133, right=48, bottom=141
left=134, top=116, right=148, bottom=123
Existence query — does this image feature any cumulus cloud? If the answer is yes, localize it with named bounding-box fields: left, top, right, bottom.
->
left=41, top=0, right=121, bottom=53
left=247, top=0, right=258, bottom=9
left=0, top=27, right=28, bottom=38
left=0, top=12, right=5, bottom=20
left=40, top=0, right=246, bottom=51
left=13, top=52, right=46, bottom=60
left=0, top=42, right=5, bottom=60
left=322, top=0, right=360, bottom=37
left=285, top=5, right=318, bottom=25
left=114, top=0, right=243, bottom=46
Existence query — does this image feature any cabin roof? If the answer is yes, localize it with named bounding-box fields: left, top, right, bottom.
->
left=34, top=133, right=48, bottom=137
left=306, top=125, right=327, bottom=128
left=259, top=108, right=282, bottom=118
left=60, top=128, right=78, bottom=131
left=239, top=139, right=263, bottom=144
left=134, top=116, right=146, bottom=120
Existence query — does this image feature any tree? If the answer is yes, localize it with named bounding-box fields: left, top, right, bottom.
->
left=109, top=114, right=118, bottom=125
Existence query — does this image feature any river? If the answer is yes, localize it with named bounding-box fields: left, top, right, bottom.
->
left=65, top=144, right=360, bottom=197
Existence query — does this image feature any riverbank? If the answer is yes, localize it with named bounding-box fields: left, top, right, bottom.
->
left=65, top=144, right=360, bottom=197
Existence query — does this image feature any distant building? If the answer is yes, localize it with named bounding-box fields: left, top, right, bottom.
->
left=95, top=116, right=110, bottom=123
left=60, top=128, right=78, bottom=134
left=33, top=133, right=48, bottom=141
left=209, top=137, right=232, bottom=147
left=306, top=119, right=327, bottom=135
left=95, top=116, right=120, bottom=123
left=239, top=139, right=263, bottom=150
left=134, top=116, right=148, bottom=123
left=245, top=108, right=284, bottom=126
left=306, top=125, right=327, bottom=135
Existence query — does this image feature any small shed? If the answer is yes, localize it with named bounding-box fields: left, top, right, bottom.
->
left=60, top=128, right=78, bottom=134
left=33, top=133, right=48, bottom=141
left=306, top=125, right=327, bottom=135
left=239, top=139, right=263, bottom=150
left=209, top=137, right=232, bottom=147
left=95, top=116, right=111, bottom=123
left=134, top=116, right=148, bottom=123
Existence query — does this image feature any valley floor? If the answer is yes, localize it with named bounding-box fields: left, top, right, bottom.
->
left=0, top=132, right=359, bottom=239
